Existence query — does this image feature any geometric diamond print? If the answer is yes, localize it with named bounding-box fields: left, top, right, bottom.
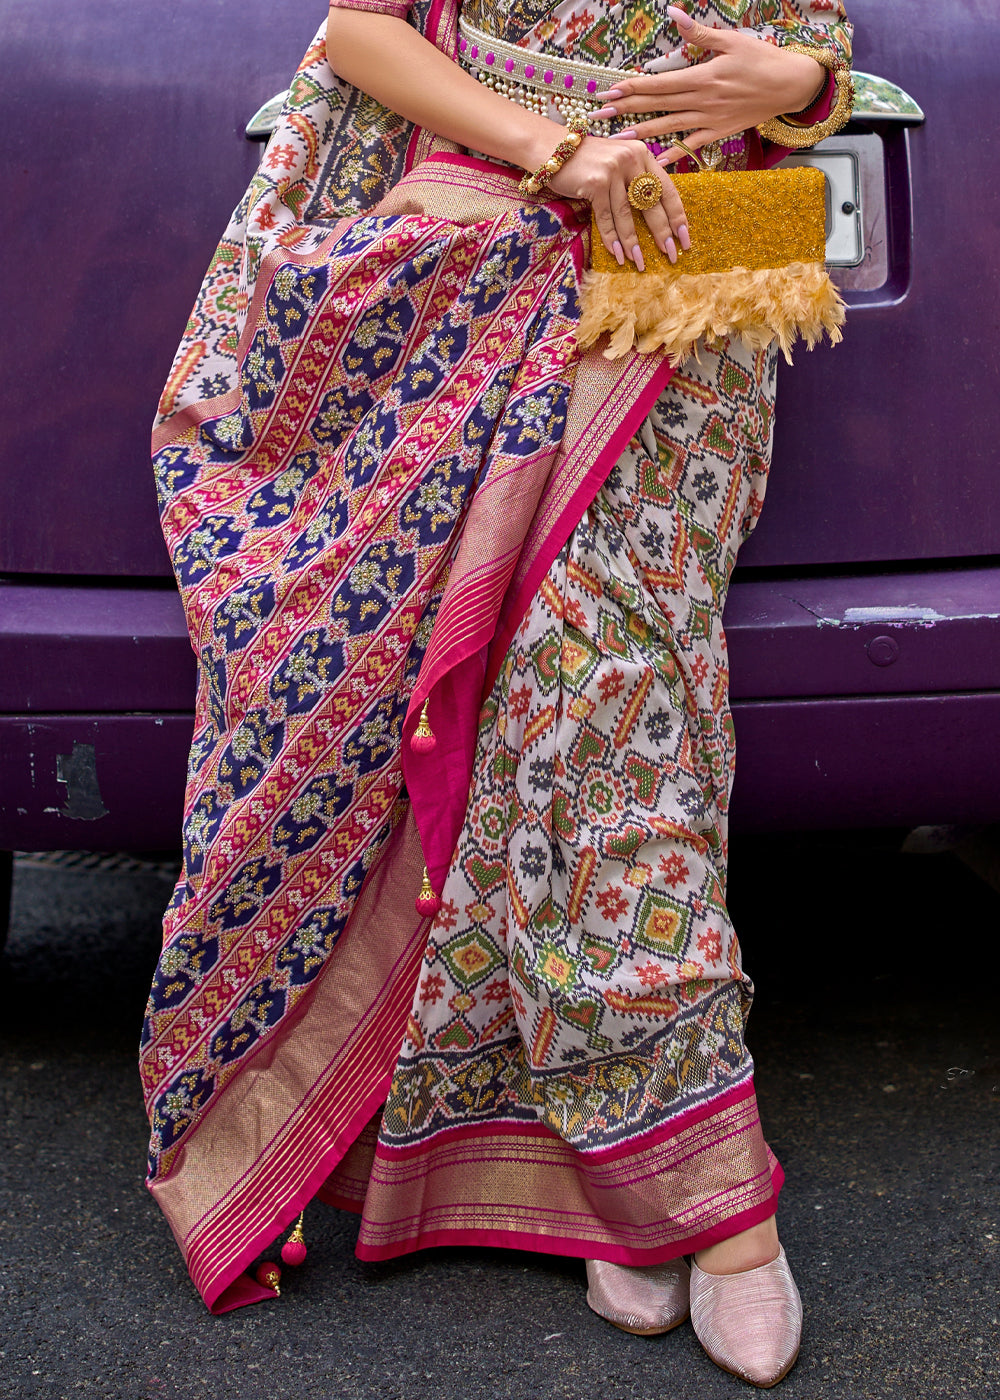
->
left=633, top=889, right=691, bottom=956
left=440, top=929, right=504, bottom=988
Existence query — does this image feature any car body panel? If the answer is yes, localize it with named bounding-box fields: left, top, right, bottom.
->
left=2, top=0, right=999, bottom=858
left=4, top=689, right=998, bottom=848
left=4, top=568, right=1000, bottom=715
left=0, top=715, right=190, bottom=850
left=1, top=0, right=307, bottom=577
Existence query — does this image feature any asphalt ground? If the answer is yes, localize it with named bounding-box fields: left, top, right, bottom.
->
left=1, top=832, right=997, bottom=1400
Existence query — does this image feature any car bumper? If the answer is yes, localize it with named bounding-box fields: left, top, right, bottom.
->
left=2, top=570, right=999, bottom=848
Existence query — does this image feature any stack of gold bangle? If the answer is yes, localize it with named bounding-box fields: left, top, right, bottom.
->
left=756, top=44, right=855, bottom=148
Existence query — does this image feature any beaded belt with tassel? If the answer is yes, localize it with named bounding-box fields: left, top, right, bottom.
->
left=456, top=18, right=747, bottom=165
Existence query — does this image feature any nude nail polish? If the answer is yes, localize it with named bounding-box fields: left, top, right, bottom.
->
left=608, top=129, right=636, bottom=141
left=633, top=244, right=645, bottom=272
left=591, top=106, right=618, bottom=119
left=676, top=223, right=691, bottom=251
left=595, top=87, right=624, bottom=99
left=665, top=237, right=677, bottom=265
left=612, top=240, right=625, bottom=266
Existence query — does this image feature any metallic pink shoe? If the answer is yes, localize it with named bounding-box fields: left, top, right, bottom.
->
left=689, top=1246, right=803, bottom=1388
left=585, top=1256, right=691, bottom=1336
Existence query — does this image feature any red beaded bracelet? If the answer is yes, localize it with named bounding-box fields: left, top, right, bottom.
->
left=518, top=115, right=590, bottom=197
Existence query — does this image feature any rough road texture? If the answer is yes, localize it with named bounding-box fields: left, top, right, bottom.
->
left=1, top=832, right=997, bottom=1400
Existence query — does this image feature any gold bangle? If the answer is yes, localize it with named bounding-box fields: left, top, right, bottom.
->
left=518, top=115, right=589, bottom=197
left=756, top=44, right=855, bottom=149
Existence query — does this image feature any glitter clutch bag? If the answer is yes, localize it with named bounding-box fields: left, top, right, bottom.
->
left=578, top=159, right=846, bottom=365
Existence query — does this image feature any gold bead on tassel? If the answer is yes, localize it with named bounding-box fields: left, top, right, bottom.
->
left=255, top=1261, right=282, bottom=1295
left=410, top=698, right=437, bottom=754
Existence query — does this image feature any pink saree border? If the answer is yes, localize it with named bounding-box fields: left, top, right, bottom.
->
left=352, top=1172, right=783, bottom=1265
left=418, top=151, right=588, bottom=235
left=189, top=986, right=413, bottom=1311
left=205, top=1072, right=398, bottom=1313
left=184, top=970, right=418, bottom=1311
left=343, top=1077, right=782, bottom=1266
left=148, top=816, right=431, bottom=1313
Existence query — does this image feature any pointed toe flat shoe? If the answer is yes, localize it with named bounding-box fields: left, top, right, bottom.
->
left=586, top=1256, right=691, bottom=1336
left=689, top=1245, right=803, bottom=1388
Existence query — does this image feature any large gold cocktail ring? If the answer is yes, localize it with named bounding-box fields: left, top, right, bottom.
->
left=626, top=174, right=663, bottom=211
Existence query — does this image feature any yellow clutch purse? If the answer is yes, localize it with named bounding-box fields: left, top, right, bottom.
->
left=578, top=157, right=846, bottom=365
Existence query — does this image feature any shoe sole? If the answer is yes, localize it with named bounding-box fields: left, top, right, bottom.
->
left=706, top=1344, right=801, bottom=1389
left=588, top=1304, right=691, bottom=1337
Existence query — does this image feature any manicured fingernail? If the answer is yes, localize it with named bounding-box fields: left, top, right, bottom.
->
left=632, top=244, right=645, bottom=272
left=608, top=129, right=636, bottom=141
left=664, top=237, right=677, bottom=265
left=677, top=223, right=691, bottom=250
left=595, top=88, right=624, bottom=99
left=591, top=105, right=618, bottom=119
left=612, top=240, right=625, bottom=266
left=667, top=5, right=693, bottom=25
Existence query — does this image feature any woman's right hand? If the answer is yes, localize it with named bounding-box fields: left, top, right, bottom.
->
left=546, top=136, right=690, bottom=270
left=322, top=10, right=687, bottom=270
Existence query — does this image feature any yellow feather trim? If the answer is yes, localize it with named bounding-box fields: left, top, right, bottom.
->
left=577, top=261, right=846, bottom=365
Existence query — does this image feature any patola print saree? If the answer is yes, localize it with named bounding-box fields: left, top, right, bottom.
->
left=143, top=0, right=851, bottom=1312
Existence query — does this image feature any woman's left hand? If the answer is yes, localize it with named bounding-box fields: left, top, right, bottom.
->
left=594, top=4, right=826, bottom=165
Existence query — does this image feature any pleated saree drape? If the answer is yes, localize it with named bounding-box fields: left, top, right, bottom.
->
left=142, top=0, right=851, bottom=1312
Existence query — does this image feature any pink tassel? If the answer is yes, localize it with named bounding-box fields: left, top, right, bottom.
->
left=281, top=1212, right=307, bottom=1266
left=415, top=867, right=441, bottom=917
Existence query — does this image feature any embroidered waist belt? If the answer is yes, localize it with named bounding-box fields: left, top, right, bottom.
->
left=456, top=17, right=747, bottom=166
left=457, top=17, right=665, bottom=140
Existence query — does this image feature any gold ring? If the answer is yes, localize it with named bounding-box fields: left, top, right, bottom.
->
left=626, top=174, right=662, bottom=211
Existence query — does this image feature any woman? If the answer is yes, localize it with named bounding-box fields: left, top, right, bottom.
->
left=143, top=0, right=852, bottom=1386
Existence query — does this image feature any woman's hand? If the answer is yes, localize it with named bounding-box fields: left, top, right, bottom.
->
left=324, top=9, right=686, bottom=267
left=547, top=137, right=689, bottom=270
left=593, top=4, right=826, bottom=166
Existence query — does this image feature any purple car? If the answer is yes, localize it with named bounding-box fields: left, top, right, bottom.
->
left=1, top=0, right=997, bottom=937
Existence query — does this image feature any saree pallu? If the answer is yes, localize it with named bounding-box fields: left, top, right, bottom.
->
left=143, top=0, right=851, bottom=1313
